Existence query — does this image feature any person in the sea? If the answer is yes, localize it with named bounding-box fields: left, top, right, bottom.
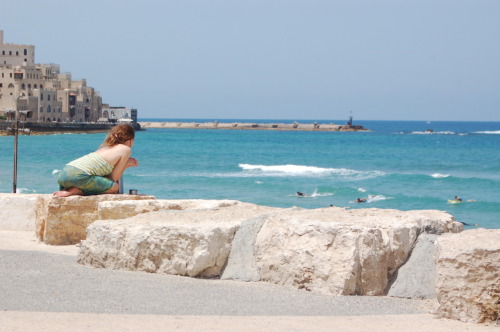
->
left=453, top=195, right=463, bottom=202
left=297, top=192, right=306, bottom=197
left=53, top=124, right=138, bottom=197
left=356, top=198, right=366, bottom=203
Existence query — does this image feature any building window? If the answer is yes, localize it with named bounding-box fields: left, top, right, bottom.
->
left=8, top=83, right=14, bottom=88
left=24, top=59, right=27, bottom=63
left=9, top=51, right=12, bottom=55
left=16, top=51, right=19, bottom=56
left=21, top=83, right=25, bottom=90
left=40, top=85, right=43, bottom=89
left=48, top=95, right=51, bottom=101
left=0, top=83, right=2, bottom=88
left=40, top=106, right=43, bottom=113
left=28, top=84, right=31, bottom=89
left=24, top=49, right=27, bottom=56
left=40, top=93, right=43, bottom=101
left=47, top=105, right=51, bottom=113
left=34, top=84, right=37, bottom=89
left=2, top=51, right=4, bottom=55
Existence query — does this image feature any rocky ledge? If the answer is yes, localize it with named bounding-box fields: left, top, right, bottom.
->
left=76, top=199, right=462, bottom=297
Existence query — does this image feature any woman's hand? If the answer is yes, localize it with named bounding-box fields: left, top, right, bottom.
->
left=126, top=157, right=139, bottom=168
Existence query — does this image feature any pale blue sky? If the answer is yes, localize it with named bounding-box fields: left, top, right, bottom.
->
left=2, top=0, right=499, bottom=121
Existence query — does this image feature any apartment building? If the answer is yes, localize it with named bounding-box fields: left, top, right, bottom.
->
left=0, top=30, right=102, bottom=122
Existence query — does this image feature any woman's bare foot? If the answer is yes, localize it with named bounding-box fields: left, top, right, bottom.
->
left=53, top=190, right=72, bottom=197
left=53, top=187, right=84, bottom=197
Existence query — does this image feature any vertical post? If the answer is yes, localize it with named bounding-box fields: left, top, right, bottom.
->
left=13, top=110, right=19, bottom=193
left=118, top=177, right=124, bottom=194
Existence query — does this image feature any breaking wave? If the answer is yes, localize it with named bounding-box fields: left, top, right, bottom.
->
left=366, top=194, right=390, bottom=202
left=431, top=173, right=450, bottom=178
left=410, top=131, right=456, bottom=135
left=16, top=188, right=37, bottom=194
left=310, top=189, right=334, bottom=197
left=238, top=164, right=386, bottom=180
left=473, top=130, right=500, bottom=135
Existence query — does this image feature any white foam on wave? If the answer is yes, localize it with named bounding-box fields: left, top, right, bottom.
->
left=473, top=130, right=500, bottom=134
left=310, top=189, right=334, bottom=197
left=431, top=173, right=450, bottom=178
left=358, top=187, right=367, bottom=192
left=52, top=169, right=61, bottom=175
left=16, top=188, right=37, bottom=194
left=366, top=194, right=390, bottom=202
left=411, top=131, right=456, bottom=135
left=238, top=164, right=385, bottom=180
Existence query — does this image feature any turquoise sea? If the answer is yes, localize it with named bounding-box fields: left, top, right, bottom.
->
left=0, top=119, right=499, bottom=230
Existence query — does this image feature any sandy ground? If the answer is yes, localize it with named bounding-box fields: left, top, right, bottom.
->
left=0, top=231, right=497, bottom=332
left=1, top=311, right=496, bottom=332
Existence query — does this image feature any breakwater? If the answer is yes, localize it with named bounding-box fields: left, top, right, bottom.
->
left=139, top=121, right=367, bottom=131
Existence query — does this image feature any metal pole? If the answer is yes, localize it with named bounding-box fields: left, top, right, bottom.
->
left=13, top=110, right=18, bottom=193
left=118, top=177, right=124, bottom=194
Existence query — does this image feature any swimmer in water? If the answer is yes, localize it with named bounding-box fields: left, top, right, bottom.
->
left=356, top=198, right=366, bottom=203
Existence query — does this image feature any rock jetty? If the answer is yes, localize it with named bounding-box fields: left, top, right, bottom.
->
left=1, top=193, right=498, bottom=324
left=139, top=121, right=367, bottom=132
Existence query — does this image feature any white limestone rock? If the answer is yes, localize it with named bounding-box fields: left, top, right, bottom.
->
left=98, top=199, right=242, bottom=220
left=78, top=203, right=275, bottom=277
left=78, top=200, right=463, bottom=296
left=435, top=229, right=500, bottom=323
left=254, top=207, right=461, bottom=296
left=0, top=194, right=43, bottom=231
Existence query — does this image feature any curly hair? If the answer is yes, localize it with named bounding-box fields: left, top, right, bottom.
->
left=101, top=124, right=135, bottom=148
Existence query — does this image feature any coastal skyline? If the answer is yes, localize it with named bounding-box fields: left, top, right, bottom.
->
left=2, top=0, right=499, bottom=121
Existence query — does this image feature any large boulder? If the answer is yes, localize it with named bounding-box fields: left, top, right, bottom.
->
left=0, top=194, right=43, bottom=231
left=77, top=203, right=275, bottom=277
left=435, top=229, right=500, bottom=323
left=78, top=202, right=462, bottom=296
left=253, top=207, right=461, bottom=296
left=38, top=194, right=155, bottom=245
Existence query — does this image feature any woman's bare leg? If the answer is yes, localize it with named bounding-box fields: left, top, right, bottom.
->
left=103, top=182, right=119, bottom=194
left=53, top=187, right=84, bottom=197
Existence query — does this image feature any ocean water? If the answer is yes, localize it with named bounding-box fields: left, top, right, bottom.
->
left=0, top=119, right=499, bottom=230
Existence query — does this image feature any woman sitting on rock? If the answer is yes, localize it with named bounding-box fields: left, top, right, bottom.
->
left=54, top=124, right=139, bottom=197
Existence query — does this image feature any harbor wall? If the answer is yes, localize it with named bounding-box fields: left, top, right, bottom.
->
left=139, top=121, right=367, bottom=132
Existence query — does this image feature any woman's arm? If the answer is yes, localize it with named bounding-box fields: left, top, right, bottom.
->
left=96, top=144, right=133, bottom=182
left=126, top=157, right=139, bottom=168
left=109, top=146, right=132, bottom=182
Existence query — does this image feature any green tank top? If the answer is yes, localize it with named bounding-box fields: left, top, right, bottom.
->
left=67, top=152, right=114, bottom=176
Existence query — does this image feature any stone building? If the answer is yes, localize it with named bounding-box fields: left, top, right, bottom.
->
left=101, top=106, right=138, bottom=123
left=0, top=30, right=103, bottom=122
